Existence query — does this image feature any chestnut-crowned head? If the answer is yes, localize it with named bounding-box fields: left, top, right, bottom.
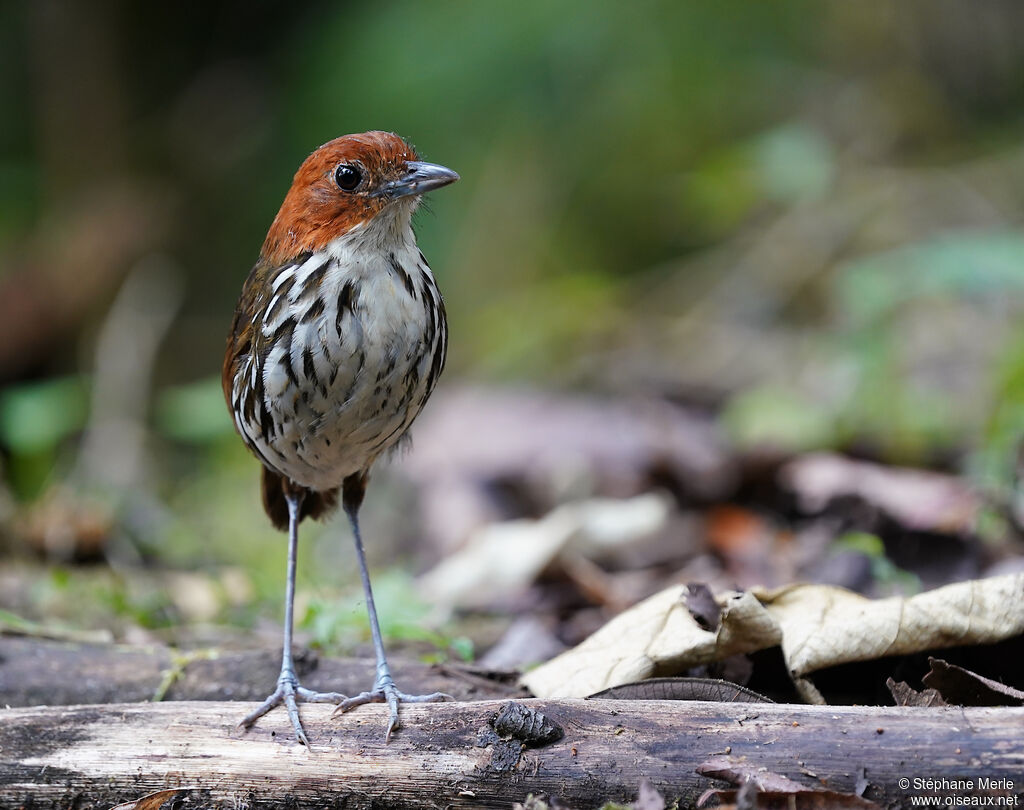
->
left=261, top=131, right=458, bottom=265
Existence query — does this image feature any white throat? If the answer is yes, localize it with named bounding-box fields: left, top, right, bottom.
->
left=333, top=198, right=419, bottom=257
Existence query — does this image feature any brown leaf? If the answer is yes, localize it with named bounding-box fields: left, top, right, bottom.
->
left=886, top=676, right=947, bottom=707
left=109, top=789, right=182, bottom=810
left=698, top=755, right=815, bottom=792
left=780, top=453, right=979, bottom=533
left=476, top=616, right=566, bottom=671
left=400, top=388, right=735, bottom=552
left=923, top=657, right=1024, bottom=706
left=697, top=756, right=879, bottom=808
left=706, top=507, right=768, bottom=556
left=590, top=676, right=772, bottom=703
left=684, top=582, right=722, bottom=631
left=702, top=789, right=881, bottom=809
left=523, top=575, right=1024, bottom=700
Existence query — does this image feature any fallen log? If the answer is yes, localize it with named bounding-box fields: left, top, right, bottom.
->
left=0, top=637, right=521, bottom=706
left=1, top=698, right=1021, bottom=809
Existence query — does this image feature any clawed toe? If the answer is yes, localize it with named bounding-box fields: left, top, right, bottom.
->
left=242, top=669, right=453, bottom=744
left=297, top=686, right=347, bottom=704
left=332, top=683, right=453, bottom=740
left=331, top=687, right=452, bottom=715
left=239, top=675, right=346, bottom=747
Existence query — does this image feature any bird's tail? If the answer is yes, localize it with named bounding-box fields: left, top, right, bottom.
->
left=261, top=466, right=339, bottom=530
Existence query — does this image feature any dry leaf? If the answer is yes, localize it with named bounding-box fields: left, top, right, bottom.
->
left=697, top=756, right=879, bottom=809
left=523, top=573, right=1024, bottom=699
left=477, top=616, right=566, bottom=670
left=759, top=575, right=1024, bottom=701
left=702, top=789, right=879, bottom=809
left=923, top=657, right=1024, bottom=706
left=522, top=586, right=779, bottom=698
left=886, top=677, right=947, bottom=707
left=684, top=582, right=721, bottom=631
left=109, top=789, right=182, bottom=810
left=589, top=677, right=772, bottom=703
left=418, top=493, right=670, bottom=609
left=780, top=452, right=979, bottom=533
left=698, top=755, right=819, bottom=792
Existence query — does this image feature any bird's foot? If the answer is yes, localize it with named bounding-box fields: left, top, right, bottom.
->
left=239, top=669, right=346, bottom=747
left=332, top=672, right=453, bottom=741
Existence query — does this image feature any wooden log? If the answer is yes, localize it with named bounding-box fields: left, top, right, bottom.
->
left=1, top=698, right=1021, bottom=809
left=0, top=637, right=522, bottom=706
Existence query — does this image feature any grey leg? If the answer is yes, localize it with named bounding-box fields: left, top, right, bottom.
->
left=333, top=501, right=452, bottom=741
left=239, top=490, right=345, bottom=746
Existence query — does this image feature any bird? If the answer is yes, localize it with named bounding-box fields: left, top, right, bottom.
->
left=222, top=131, right=459, bottom=745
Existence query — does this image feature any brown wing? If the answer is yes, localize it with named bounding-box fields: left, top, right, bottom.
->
left=222, top=259, right=274, bottom=417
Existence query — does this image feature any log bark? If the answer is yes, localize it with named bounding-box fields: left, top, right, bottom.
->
left=1, top=698, right=1021, bottom=810
left=0, top=637, right=522, bottom=706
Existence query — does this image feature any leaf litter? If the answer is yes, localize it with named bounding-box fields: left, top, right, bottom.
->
left=522, top=574, right=1024, bottom=701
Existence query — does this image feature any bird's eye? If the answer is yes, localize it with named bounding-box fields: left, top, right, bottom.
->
left=334, top=164, right=362, bottom=191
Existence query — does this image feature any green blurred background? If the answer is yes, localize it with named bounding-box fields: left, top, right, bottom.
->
left=2, top=0, right=1024, bottom=645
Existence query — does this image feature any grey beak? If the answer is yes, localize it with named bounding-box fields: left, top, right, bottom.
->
left=384, top=161, right=460, bottom=199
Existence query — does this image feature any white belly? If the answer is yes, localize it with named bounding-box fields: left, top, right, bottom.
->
left=232, top=231, right=446, bottom=491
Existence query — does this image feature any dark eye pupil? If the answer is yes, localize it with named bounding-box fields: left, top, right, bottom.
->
left=335, top=165, right=361, bottom=191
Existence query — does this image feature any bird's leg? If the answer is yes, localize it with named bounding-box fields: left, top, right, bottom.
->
left=333, top=475, right=452, bottom=740
left=239, top=488, right=345, bottom=746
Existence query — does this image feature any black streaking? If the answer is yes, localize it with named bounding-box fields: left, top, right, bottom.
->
left=376, top=344, right=399, bottom=382
left=300, top=296, right=325, bottom=323
left=293, top=260, right=329, bottom=305
left=335, top=281, right=357, bottom=336
left=259, top=401, right=275, bottom=438
left=252, top=359, right=266, bottom=417
left=424, top=299, right=448, bottom=395
left=367, top=417, right=408, bottom=454
left=424, top=341, right=444, bottom=395
left=285, top=360, right=300, bottom=389
left=242, top=389, right=256, bottom=425
left=270, top=316, right=301, bottom=388
left=341, top=348, right=367, bottom=402
left=405, top=365, right=420, bottom=396
left=264, top=285, right=289, bottom=326
left=272, top=315, right=296, bottom=345
left=317, top=345, right=331, bottom=397
left=305, top=257, right=331, bottom=290
left=389, top=252, right=417, bottom=298
left=302, top=347, right=317, bottom=383
left=423, top=296, right=435, bottom=346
